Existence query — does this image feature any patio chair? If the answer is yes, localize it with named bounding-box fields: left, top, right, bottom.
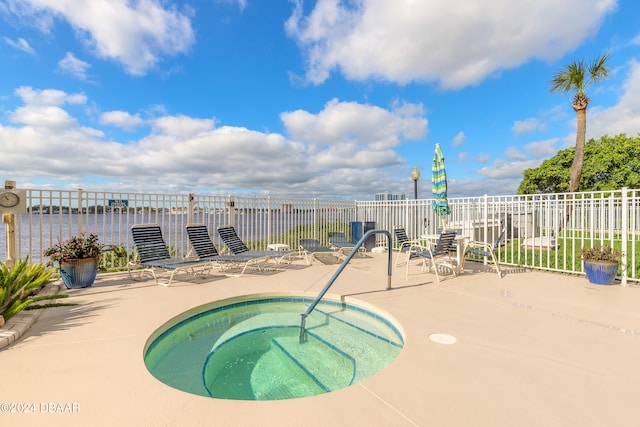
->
left=328, top=231, right=363, bottom=256
left=393, top=226, right=421, bottom=267
left=186, top=225, right=273, bottom=277
left=437, top=226, right=462, bottom=255
left=130, top=224, right=210, bottom=286
left=464, top=229, right=505, bottom=278
left=405, top=229, right=458, bottom=282
left=298, top=238, right=339, bottom=264
left=216, top=225, right=296, bottom=265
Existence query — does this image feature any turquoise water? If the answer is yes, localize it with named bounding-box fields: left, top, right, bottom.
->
left=144, top=295, right=404, bottom=400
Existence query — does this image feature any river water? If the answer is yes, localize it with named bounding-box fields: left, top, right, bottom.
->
left=0, top=211, right=324, bottom=262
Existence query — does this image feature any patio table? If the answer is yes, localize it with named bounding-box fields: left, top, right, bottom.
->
left=420, top=233, right=468, bottom=274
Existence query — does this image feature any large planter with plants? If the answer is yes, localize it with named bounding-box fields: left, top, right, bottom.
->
left=45, top=233, right=105, bottom=289
left=59, top=257, right=99, bottom=289
left=578, top=245, right=622, bottom=285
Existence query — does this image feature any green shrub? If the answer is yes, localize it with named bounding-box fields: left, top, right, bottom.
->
left=0, top=257, right=69, bottom=323
left=578, top=245, right=622, bottom=262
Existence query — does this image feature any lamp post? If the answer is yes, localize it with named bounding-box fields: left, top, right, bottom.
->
left=410, top=167, right=420, bottom=199
left=410, top=167, right=420, bottom=238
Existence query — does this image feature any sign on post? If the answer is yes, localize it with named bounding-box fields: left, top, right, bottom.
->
left=108, top=199, right=128, bottom=209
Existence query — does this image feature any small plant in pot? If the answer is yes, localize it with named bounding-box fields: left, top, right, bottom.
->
left=44, top=233, right=108, bottom=289
left=577, top=245, right=622, bottom=285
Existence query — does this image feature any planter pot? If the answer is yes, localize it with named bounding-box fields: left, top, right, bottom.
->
left=583, top=260, right=618, bottom=285
left=60, top=257, right=99, bottom=289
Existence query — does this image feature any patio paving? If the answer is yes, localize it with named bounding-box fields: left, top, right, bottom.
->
left=1, top=254, right=639, bottom=426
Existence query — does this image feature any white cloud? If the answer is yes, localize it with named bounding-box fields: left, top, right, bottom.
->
left=453, top=177, right=521, bottom=196
left=9, top=87, right=87, bottom=131
left=524, top=138, right=561, bottom=158
left=14, top=86, right=86, bottom=106
left=57, top=52, right=91, bottom=80
left=512, top=118, right=544, bottom=135
left=286, top=0, right=617, bottom=89
left=313, top=144, right=403, bottom=169
left=4, top=37, right=35, bottom=55
left=0, top=88, right=425, bottom=198
left=9, top=104, right=77, bottom=130
left=281, top=98, right=427, bottom=150
left=504, top=139, right=560, bottom=162
left=215, top=0, right=247, bottom=11
left=472, top=138, right=559, bottom=190
left=477, top=158, right=543, bottom=179
left=99, top=111, right=144, bottom=131
left=151, top=115, right=216, bottom=139
left=587, top=58, right=640, bottom=140
left=505, top=146, right=527, bottom=160
left=6, top=0, right=195, bottom=75
left=474, top=153, right=491, bottom=163
left=451, top=131, right=465, bottom=147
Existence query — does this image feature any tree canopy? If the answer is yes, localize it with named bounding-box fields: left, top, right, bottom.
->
left=517, top=134, right=640, bottom=194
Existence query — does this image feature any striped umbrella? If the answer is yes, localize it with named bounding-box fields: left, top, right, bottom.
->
left=431, top=143, right=450, bottom=224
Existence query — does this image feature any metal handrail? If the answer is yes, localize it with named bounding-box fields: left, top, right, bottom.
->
left=299, top=229, right=392, bottom=343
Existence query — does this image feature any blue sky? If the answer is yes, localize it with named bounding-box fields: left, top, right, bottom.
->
left=1, top=0, right=639, bottom=199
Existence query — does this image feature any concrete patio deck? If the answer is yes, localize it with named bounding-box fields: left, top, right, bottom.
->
left=1, top=254, right=639, bottom=426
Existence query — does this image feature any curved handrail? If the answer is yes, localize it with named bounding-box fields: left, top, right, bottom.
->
left=299, top=229, right=392, bottom=343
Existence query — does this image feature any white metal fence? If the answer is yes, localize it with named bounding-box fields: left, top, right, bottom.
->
left=358, top=188, right=640, bottom=284
left=0, top=189, right=357, bottom=269
left=1, top=187, right=638, bottom=283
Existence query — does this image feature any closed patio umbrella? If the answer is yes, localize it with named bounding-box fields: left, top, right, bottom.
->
left=431, top=143, right=450, bottom=228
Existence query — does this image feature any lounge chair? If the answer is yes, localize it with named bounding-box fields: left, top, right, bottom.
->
left=130, top=224, right=210, bottom=286
left=393, top=226, right=421, bottom=267
left=405, top=229, right=458, bottom=282
left=216, top=225, right=296, bottom=265
left=298, top=238, right=338, bottom=264
left=328, top=231, right=362, bottom=256
left=464, top=229, right=505, bottom=278
left=186, top=225, right=273, bottom=277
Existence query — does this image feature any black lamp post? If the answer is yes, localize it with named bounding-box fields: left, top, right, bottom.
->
left=410, top=167, right=421, bottom=237
left=410, top=167, right=420, bottom=199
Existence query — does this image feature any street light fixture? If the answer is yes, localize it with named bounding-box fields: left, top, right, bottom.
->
left=410, top=167, right=421, bottom=238
left=410, top=167, right=420, bottom=199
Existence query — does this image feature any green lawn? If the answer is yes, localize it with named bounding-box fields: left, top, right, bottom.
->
left=496, top=231, right=639, bottom=277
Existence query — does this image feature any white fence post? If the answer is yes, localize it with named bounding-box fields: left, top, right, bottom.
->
left=187, top=193, right=195, bottom=226
left=2, top=180, right=17, bottom=269
left=621, top=187, right=628, bottom=286
left=228, top=195, right=235, bottom=228
left=267, top=196, right=272, bottom=244
left=313, top=198, right=317, bottom=240
left=77, top=188, right=83, bottom=235
left=483, top=194, right=489, bottom=245
left=404, top=199, right=410, bottom=238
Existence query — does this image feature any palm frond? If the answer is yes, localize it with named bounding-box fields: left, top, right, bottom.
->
left=549, top=60, right=586, bottom=94
left=588, top=53, right=610, bottom=84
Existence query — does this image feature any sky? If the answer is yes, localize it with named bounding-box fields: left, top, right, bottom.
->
left=1, top=0, right=639, bottom=200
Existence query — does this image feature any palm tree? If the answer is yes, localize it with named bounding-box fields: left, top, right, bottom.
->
left=549, top=53, right=610, bottom=193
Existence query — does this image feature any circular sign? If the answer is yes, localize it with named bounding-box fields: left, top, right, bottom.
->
left=0, top=191, right=20, bottom=208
